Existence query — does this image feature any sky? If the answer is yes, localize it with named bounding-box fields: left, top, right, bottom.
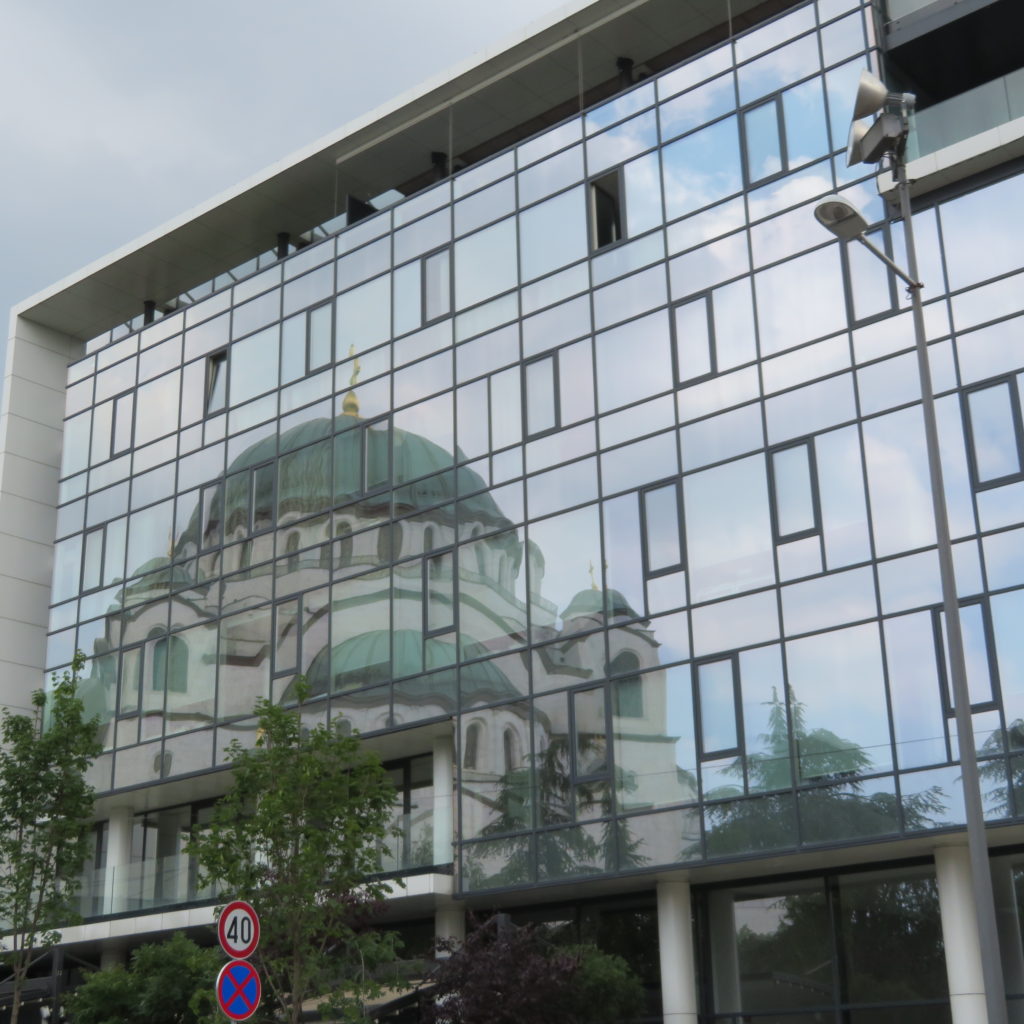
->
left=0, top=0, right=564, bottom=340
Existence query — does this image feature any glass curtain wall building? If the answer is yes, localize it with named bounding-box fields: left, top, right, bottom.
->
left=4, top=0, right=1024, bottom=1020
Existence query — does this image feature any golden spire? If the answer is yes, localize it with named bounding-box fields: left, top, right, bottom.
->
left=588, top=560, right=599, bottom=591
left=342, top=343, right=361, bottom=417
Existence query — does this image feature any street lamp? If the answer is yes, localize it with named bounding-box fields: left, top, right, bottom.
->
left=815, top=70, right=1009, bottom=1024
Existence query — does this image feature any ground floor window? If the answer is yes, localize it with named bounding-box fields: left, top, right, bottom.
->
left=701, top=865, right=950, bottom=1023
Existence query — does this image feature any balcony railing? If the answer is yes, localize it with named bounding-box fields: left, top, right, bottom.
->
left=77, top=855, right=218, bottom=918
left=76, top=810, right=447, bottom=920
left=886, top=0, right=937, bottom=20
left=907, top=69, right=1024, bottom=161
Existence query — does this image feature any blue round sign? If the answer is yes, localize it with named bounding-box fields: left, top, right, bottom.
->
left=216, top=959, right=261, bottom=1021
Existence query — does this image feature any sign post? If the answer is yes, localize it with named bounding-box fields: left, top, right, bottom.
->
left=217, top=901, right=261, bottom=1019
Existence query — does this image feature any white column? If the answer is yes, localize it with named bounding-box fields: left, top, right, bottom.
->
left=106, top=805, right=134, bottom=914
left=707, top=889, right=742, bottom=1016
left=432, top=732, right=455, bottom=867
left=99, top=944, right=126, bottom=971
left=0, top=316, right=79, bottom=718
left=657, top=879, right=699, bottom=1024
left=434, top=903, right=465, bottom=958
left=935, top=845, right=989, bottom=1024
left=992, top=862, right=1024, bottom=1024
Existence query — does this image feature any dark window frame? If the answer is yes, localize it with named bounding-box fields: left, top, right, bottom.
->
left=424, top=548, right=455, bottom=638
left=588, top=167, right=627, bottom=252
left=768, top=439, right=822, bottom=544
left=111, top=389, right=135, bottom=457
left=694, top=653, right=743, bottom=761
left=305, top=300, right=334, bottom=373
left=932, top=597, right=1000, bottom=717
left=421, top=245, right=453, bottom=326
left=672, top=292, right=716, bottom=386
left=741, top=94, right=788, bottom=188
left=962, top=375, right=1024, bottom=491
left=639, top=478, right=686, bottom=578
left=523, top=352, right=561, bottom=439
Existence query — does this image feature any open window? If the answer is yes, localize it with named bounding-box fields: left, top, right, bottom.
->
left=206, top=350, right=227, bottom=415
left=589, top=170, right=623, bottom=251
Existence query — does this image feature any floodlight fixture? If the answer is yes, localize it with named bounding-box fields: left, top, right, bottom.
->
left=813, top=195, right=868, bottom=240
left=852, top=69, right=891, bottom=118
left=847, top=112, right=906, bottom=167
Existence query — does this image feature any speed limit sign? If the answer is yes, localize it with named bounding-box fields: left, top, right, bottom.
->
left=218, top=900, right=260, bottom=959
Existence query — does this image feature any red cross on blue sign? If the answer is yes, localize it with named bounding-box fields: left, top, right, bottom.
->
left=216, top=959, right=261, bottom=1021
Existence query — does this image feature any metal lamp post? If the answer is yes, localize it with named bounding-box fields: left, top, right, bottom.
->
left=813, top=69, right=1007, bottom=1024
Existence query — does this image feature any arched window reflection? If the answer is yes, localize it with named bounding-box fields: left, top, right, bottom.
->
left=464, top=721, right=482, bottom=769
left=503, top=726, right=519, bottom=774
left=153, top=634, right=188, bottom=694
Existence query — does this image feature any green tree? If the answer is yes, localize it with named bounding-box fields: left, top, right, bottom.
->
left=64, top=932, right=220, bottom=1024
left=0, top=653, right=101, bottom=1024
left=186, top=686, right=399, bottom=1024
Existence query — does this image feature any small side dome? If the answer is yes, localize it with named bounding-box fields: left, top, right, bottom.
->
left=562, top=587, right=639, bottom=622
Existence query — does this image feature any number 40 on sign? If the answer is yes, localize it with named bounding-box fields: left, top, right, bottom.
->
left=218, top=900, right=260, bottom=960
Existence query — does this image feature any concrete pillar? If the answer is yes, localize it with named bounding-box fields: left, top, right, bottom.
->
left=992, top=862, right=1024, bottom=1024
left=434, top=903, right=465, bottom=958
left=106, top=805, right=134, bottom=914
left=99, top=943, right=127, bottom=971
left=432, top=732, right=455, bottom=867
left=707, top=889, right=742, bottom=1016
left=0, top=316, right=80, bottom=719
left=935, top=846, right=989, bottom=1024
left=657, top=879, right=699, bottom=1024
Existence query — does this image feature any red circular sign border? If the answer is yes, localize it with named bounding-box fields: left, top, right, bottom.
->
left=217, top=900, right=260, bottom=959
left=216, top=959, right=261, bottom=1021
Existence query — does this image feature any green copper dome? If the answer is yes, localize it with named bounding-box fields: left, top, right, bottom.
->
left=173, top=408, right=514, bottom=563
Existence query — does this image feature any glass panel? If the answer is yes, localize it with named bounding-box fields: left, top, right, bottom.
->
left=787, top=623, right=893, bottom=780
left=662, top=116, right=743, bottom=221
left=594, top=310, right=672, bottom=413
left=782, top=78, right=829, bottom=167
left=336, top=274, right=391, bottom=356
left=684, top=455, right=775, bottom=603
left=230, top=326, right=278, bottom=407
left=725, top=882, right=832, bottom=1013
left=837, top=870, right=948, bottom=1003
left=519, top=186, right=588, bottom=281
left=454, top=218, right=518, bottom=310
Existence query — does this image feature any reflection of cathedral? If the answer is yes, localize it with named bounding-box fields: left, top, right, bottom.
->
left=80, top=384, right=693, bottom=861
